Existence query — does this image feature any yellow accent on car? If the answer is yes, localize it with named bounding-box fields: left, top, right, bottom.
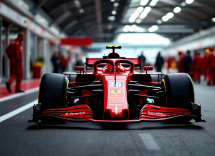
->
left=66, top=80, right=69, bottom=99
left=162, top=79, right=167, bottom=107
left=109, top=45, right=118, bottom=48
left=110, top=90, right=122, bottom=94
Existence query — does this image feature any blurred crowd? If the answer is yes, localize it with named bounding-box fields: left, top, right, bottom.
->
left=166, top=47, right=215, bottom=86
left=51, top=52, right=71, bottom=73
left=51, top=52, right=84, bottom=73
left=138, top=51, right=165, bottom=72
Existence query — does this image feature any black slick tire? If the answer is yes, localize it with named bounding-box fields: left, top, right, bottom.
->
left=39, top=73, right=69, bottom=111
left=161, top=73, right=194, bottom=112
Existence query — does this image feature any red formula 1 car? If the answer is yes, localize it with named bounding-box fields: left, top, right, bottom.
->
left=29, top=45, right=205, bottom=123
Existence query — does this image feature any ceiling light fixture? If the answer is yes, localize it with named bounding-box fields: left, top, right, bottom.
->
left=139, top=7, right=151, bottom=19
left=186, top=0, right=194, bottom=4
left=145, top=7, right=152, bottom=12
left=130, top=24, right=137, bottom=32
left=136, top=19, right=141, bottom=23
left=157, top=20, right=162, bottom=24
left=166, top=12, right=174, bottom=18
left=112, top=10, right=117, bottom=15
left=129, top=1, right=157, bottom=24
left=149, top=0, right=159, bottom=7
left=108, top=16, right=115, bottom=21
left=123, top=25, right=130, bottom=32
left=113, top=2, right=119, bottom=7
left=129, top=16, right=136, bottom=23
left=139, top=12, right=147, bottom=19
left=136, top=7, right=144, bottom=14
left=140, top=0, right=149, bottom=6
left=212, top=17, right=215, bottom=22
left=174, top=7, right=181, bottom=13
left=148, top=25, right=158, bottom=32
left=181, top=2, right=186, bottom=6
left=129, top=7, right=144, bottom=23
left=162, top=16, right=169, bottom=22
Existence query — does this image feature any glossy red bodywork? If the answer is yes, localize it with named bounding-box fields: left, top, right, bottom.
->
left=37, top=56, right=197, bottom=122
left=86, top=58, right=141, bottom=67
left=42, top=104, right=93, bottom=120
left=139, top=104, right=191, bottom=120
left=102, top=74, right=129, bottom=119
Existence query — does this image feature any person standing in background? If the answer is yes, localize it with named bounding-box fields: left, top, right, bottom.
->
left=67, top=52, right=71, bottom=65
left=51, top=52, right=61, bottom=73
left=192, top=52, right=203, bottom=83
left=67, top=52, right=72, bottom=70
left=138, top=51, right=146, bottom=70
left=5, top=32, right=25, bottom=93
left=75, top=54, right=84, bottom=67
left=207, top=46, right=215, bottom=85
left=59, top=53, right=68, bottom=72
left=155, top=52, right=164, bottom=72
left=167, top=56, right=173, bottom=73
left=178, top=51, right=184, bottom=73
left=203, top=49, right=210, bottom=80
left=183, top=50, right=192, bottom=76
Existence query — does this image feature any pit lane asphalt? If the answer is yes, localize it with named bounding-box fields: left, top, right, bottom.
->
left=0, top=81, right=215, bottom=156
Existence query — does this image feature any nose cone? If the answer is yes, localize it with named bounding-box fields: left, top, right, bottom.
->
left=103, top=76, right=129, bottom=120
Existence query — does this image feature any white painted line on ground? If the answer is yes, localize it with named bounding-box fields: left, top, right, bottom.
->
left=0, top=99, right=38, bottom=123
left=139, top=133, right=161, bottom=150
left=0, top=87, right=39, bottom=102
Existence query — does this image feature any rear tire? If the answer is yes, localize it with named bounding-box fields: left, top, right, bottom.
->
left=39, top=73, right=69, bottom=111
left=161, top=73, right=194, bottom=112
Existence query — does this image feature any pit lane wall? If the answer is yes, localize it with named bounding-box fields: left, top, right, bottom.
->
left=162, top=26, right=215, bottom=57
left=0, top=0, right=73, bottom=82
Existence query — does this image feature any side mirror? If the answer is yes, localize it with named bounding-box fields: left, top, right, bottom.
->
left=144, top=66, right=153, bottom=74
left=75, top=66, right=85, bottom=74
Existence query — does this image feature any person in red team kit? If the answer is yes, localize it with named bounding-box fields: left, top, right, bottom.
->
left=5, top=32, right=25, bottom=93
left=203, top=49, right=210, bottom=80
left=208, top=46, right=215, bottom=85
left=178, top=51, right=184, bottom=73
left=192, top=52, right=203, bottom=83
left=59, top=53, right=68, bottom=72
left=167, top=57, right=172, bottom=73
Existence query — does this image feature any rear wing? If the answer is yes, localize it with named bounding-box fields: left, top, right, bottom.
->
left=86, top=58, right=142, bottom=70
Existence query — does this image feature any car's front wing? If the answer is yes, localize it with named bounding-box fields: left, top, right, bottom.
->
left=29, top=103, right=205, bottom=123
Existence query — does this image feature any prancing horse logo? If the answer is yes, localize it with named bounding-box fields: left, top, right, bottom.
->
left=110, top=90, right=122, bottom=94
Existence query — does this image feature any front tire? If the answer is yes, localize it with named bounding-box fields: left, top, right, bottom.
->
left=39, top=73, right=69, bottom=111
left=161, top=73, right=194, bottom=112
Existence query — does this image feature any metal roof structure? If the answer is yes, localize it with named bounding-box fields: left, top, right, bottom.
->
left=29, top=0, right=129, bottom=42
left=28, top=0, right=215, bottom=42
